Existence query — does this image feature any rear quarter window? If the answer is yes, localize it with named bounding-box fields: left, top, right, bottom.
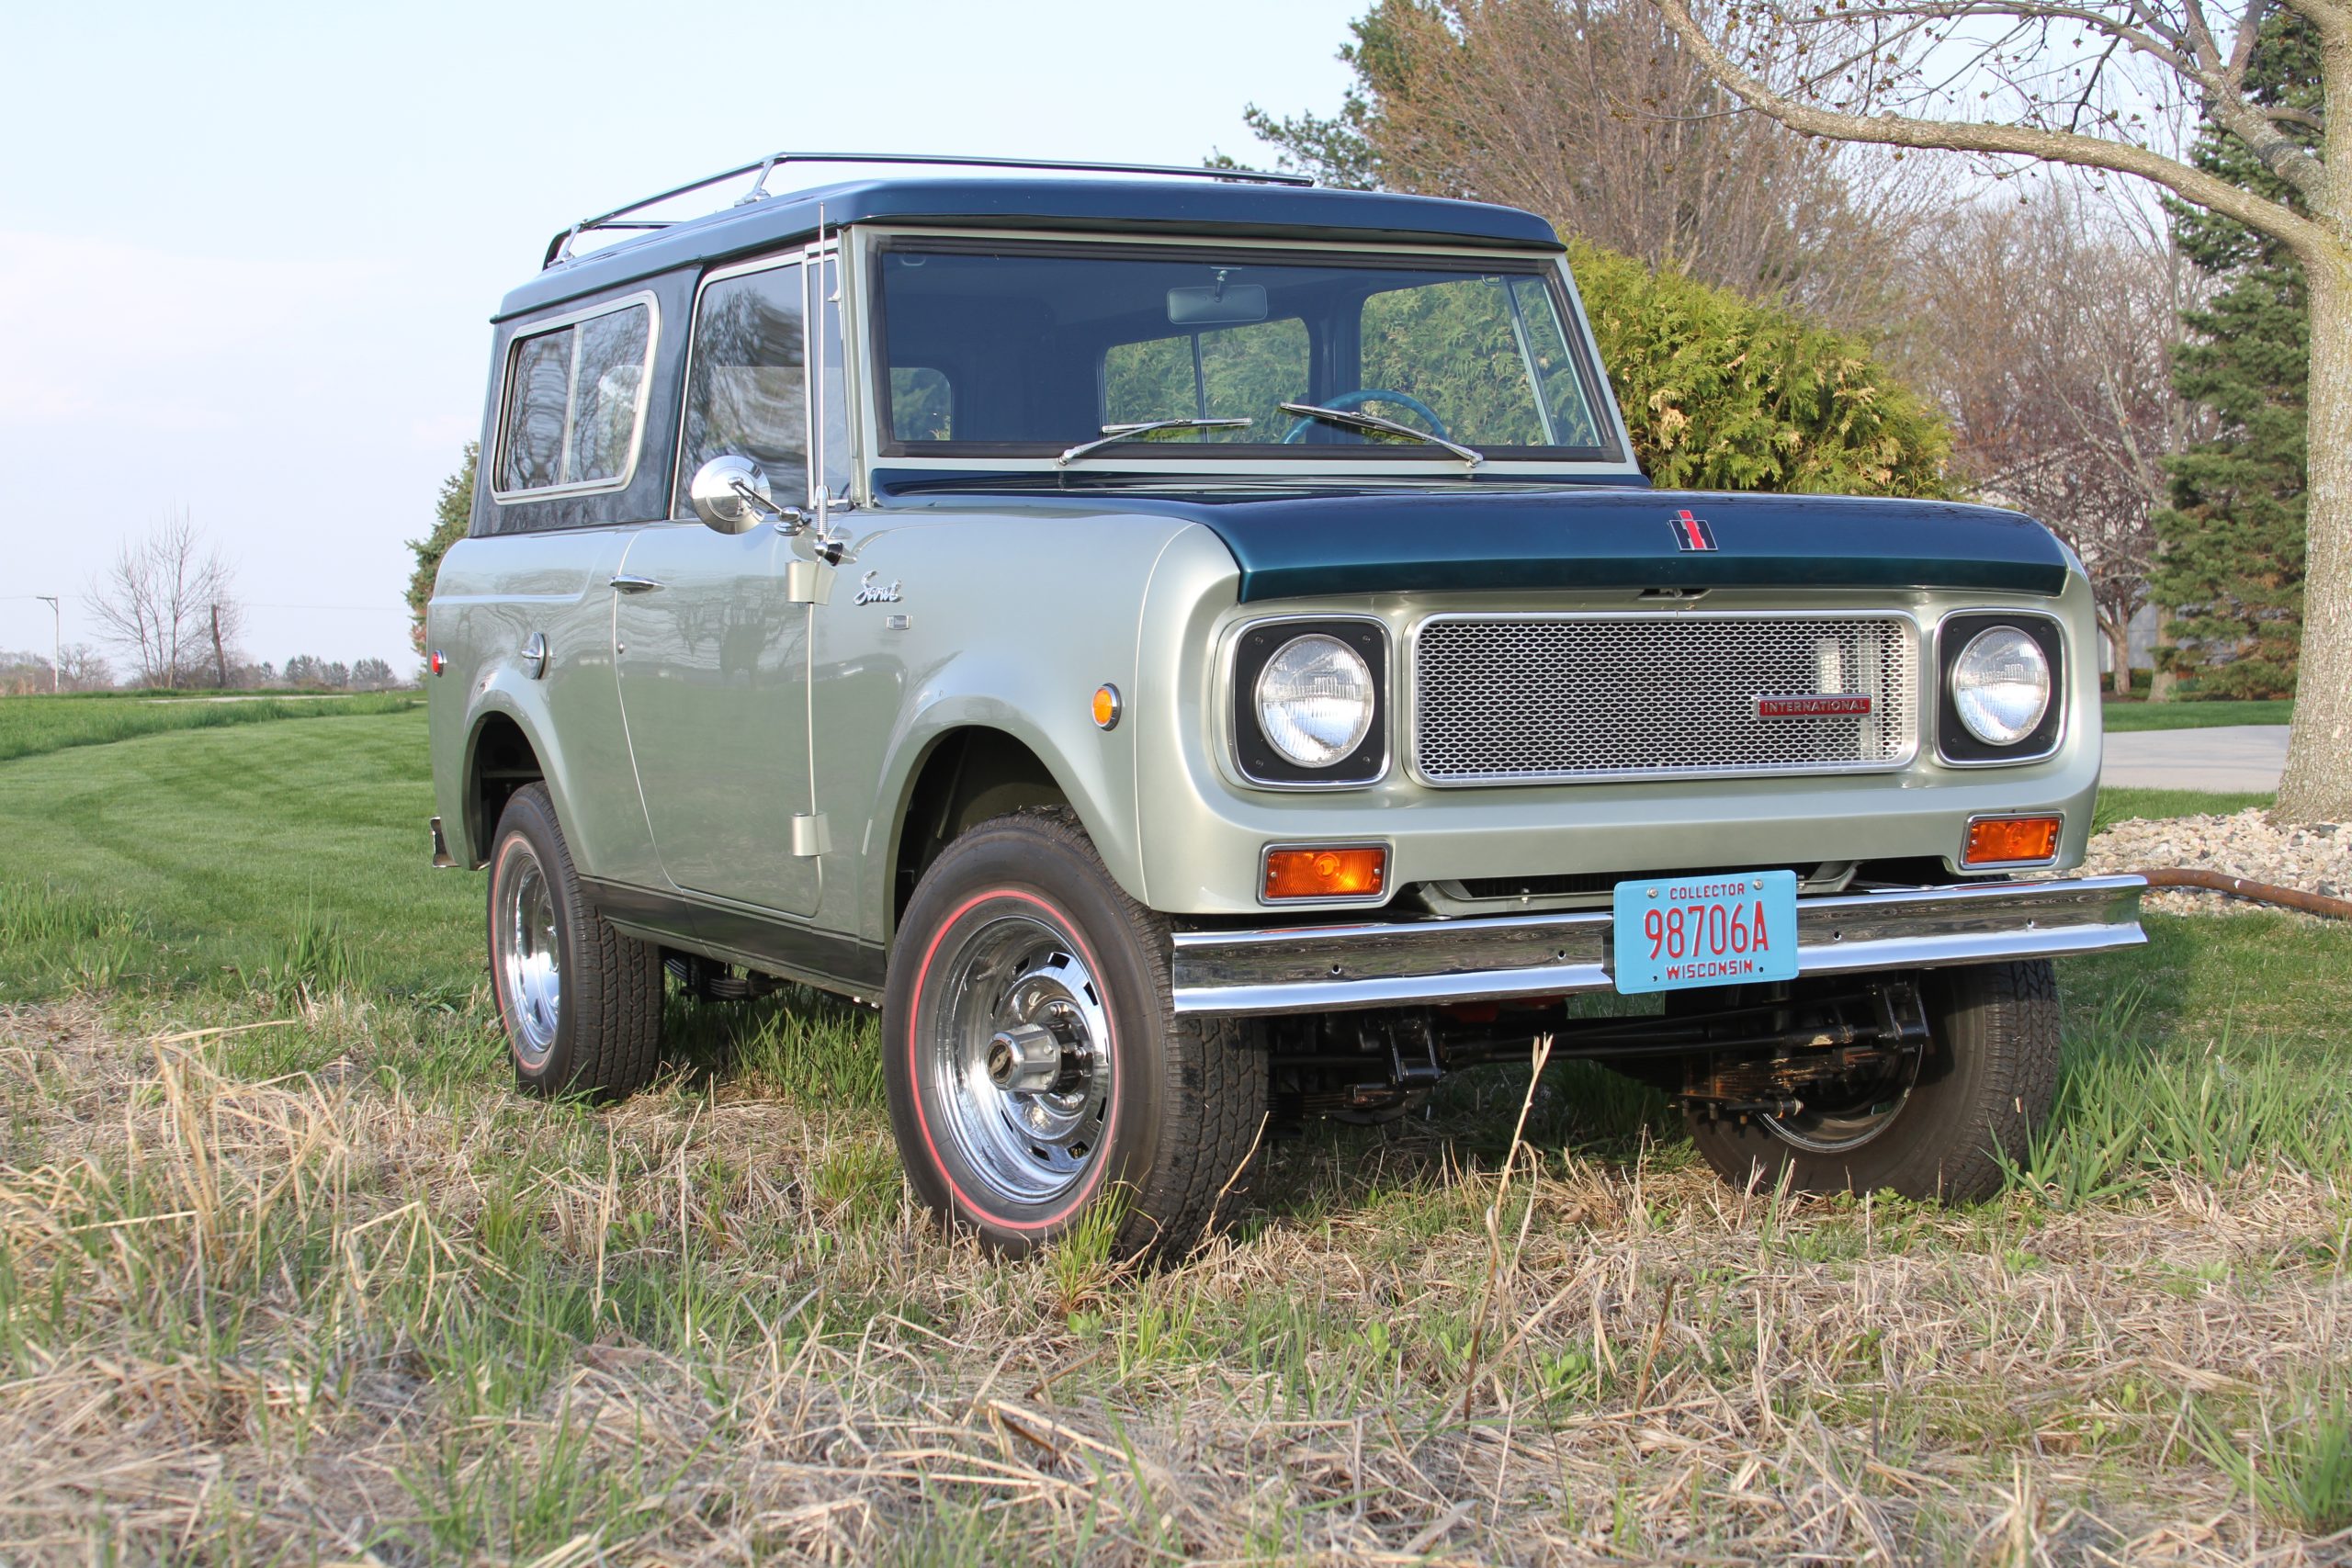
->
left=492, top=296, right=658, bottom=500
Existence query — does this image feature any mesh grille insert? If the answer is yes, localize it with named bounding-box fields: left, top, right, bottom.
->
left=1412, top=615, right=1917, bottom=784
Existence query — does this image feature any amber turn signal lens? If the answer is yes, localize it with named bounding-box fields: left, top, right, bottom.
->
left=1091, top=683, right=1121, bottom=729
left=1263, top=845, right=1387, bottom=900
left=1962, top=814, right=2063, bottom=868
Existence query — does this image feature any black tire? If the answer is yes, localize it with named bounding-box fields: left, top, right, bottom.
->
left=883, top=811, right=1266, bottom=1260
left=1686, top=960, right=2060, bottom=1201
left=486, top=783, right=664, bottom=1100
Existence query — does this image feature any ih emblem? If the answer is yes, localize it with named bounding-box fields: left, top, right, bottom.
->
left=1671, top=509, right=1718, bottom=551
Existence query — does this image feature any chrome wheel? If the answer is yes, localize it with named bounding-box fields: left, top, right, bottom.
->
left=1761, top=1049, right=1921, bottom=1155
left=496, top=841, right=562, bottom=1067
left=924, top=912, right=1114, bottom=1208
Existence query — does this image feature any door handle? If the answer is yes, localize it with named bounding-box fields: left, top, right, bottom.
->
left=609, top=574, right=664, bottom=593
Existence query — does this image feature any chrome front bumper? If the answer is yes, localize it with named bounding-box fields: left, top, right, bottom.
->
left=1170, top=874, right=2146, bottom=1016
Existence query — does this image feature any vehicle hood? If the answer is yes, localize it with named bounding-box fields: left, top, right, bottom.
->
left=1148, top=487, right=2071, bottom=603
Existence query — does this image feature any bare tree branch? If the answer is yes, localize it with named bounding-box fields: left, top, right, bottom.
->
left=1652, top=0, right=2340, bottom=256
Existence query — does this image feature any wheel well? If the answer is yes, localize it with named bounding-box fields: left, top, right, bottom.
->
left=468, top=714, right=544, bottom=863
left=893, top=728, right=1069, bottom=927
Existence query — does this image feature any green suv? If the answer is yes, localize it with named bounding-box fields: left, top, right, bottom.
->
left=427, top=152, right=2145, bottom=1258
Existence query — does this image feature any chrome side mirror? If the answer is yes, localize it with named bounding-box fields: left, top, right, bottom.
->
left=688, top=455, right=804, bottom=536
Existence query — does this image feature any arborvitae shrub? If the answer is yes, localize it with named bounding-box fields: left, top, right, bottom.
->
left=1569, top=242, right=1951, bottom=498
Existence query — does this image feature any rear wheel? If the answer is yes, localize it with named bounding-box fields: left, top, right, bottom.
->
left=1685, top=960, right=2059, bottom=1201
left=487, top=784, right=664, bottom=1100
left=884, top=811, right=1265, bottom=1260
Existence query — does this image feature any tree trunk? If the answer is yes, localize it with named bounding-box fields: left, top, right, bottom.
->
left=2100, top=607, right=2134, bottom=696
left=2275, top=253, right=2350, bottom=822
left=2148, top=602, right=2177, bottom=703
left=209, top=604, right=229, bottom=690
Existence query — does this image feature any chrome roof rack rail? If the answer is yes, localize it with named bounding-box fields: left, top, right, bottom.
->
left=543, top=151, right=1315, bottom=268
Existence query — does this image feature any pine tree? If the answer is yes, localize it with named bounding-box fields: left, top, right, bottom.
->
left=2151, top=14, right=2317, bottom=700
left=405, top=444, right=477, bottom=657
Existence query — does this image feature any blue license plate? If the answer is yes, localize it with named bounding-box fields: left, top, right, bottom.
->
left=1611, top=870, right=1800, bottom=995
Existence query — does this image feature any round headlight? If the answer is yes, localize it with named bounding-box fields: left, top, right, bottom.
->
left=1254, top=634, right=1375, bottom=768
left=1951, top=626, right=2052, bottom=746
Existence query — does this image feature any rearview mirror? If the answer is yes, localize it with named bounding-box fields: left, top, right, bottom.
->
left=1168, top=282, right=1268, bottom=326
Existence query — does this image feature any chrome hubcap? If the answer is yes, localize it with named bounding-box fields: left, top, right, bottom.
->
left=925, top=913, right=1112, bottom=1207
left=496, top=844, right=562, bottom=1066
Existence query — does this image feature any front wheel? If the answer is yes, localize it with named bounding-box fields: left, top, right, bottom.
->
left=883, top=812, right=1266, bottom=1260
left=1686, top=960, right=2060, bottom=1201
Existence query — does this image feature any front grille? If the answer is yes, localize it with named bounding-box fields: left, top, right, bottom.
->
left=1412, top=614, right=1918, bottom=784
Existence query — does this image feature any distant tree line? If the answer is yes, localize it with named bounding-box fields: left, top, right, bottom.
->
left=0, top=646, right=114, bottom=695
left=0, top=646, right=404, bottom=694
left=10, top=513, right=417, bottom=695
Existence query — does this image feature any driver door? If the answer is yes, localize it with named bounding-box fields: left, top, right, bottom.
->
left=615, top=254, right=821, bottom=917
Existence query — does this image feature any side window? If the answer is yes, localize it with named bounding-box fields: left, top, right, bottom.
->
left=1103, top=318, right=1309, bottom=439
left=675, top=263, right=807, bottom=517
left=890, top=367, right=954, bottom=441
left=492, top=300, right=653, bottom=496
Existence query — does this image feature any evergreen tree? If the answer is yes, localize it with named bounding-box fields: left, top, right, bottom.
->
left=406, top=444, right=477, bottom=656
left=2152, top=15, right=2318, bottom=699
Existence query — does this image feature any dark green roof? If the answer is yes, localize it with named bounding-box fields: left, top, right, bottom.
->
left=498, top=175, right=1563, bottom=320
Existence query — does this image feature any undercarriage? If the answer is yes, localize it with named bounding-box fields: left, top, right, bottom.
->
left=1261, top=974, right=1934, bottom=1131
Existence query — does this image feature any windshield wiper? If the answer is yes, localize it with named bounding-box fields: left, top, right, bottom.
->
left=1056, top=417, right=1252, bottom=467
left=1278, top=401, right=1484, bottom=468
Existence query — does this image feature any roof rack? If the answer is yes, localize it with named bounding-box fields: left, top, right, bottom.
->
left=542, top=151, right=1315, bottom=268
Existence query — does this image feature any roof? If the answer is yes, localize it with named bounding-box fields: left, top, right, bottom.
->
left=495, top=175, right=1565, bottom=320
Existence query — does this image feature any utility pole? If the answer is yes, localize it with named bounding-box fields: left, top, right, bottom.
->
left=35, top=596, right=59, bottom=694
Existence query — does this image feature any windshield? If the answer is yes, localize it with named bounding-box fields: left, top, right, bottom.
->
left=873, top=240, right=1615, bottom=463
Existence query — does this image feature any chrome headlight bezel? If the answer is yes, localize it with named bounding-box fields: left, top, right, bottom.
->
left=1935, top=611, right=2065, bottom=765
left=1229, top=616, right=1389, bottom=787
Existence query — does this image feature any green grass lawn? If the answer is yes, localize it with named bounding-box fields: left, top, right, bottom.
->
left=0, top=690, right=420, bottom=763
left=0, top=704, right=473, bottom=1003
left=2099, top=696, right=2293, bottom=730
left=2094, top=784, right=2276, bottom=830
left=3, top=707, right=2347, bottom=1561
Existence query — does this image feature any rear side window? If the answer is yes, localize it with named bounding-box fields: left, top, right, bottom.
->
left=492, top=297, right=656, bottom=498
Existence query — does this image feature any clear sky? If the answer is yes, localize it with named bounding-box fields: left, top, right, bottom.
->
left=0, top=0, right=1362, bottom=672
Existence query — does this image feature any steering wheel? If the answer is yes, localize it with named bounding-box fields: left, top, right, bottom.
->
left=1281, top=387, right=1452, bottom=444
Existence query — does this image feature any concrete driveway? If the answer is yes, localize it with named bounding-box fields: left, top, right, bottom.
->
left=2100, top=725, right=2290, bottom=792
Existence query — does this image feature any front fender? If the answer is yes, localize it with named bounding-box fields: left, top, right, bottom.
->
left=824, top=510, right=1215, bottom=945
left=862, top=660, right=1144, bottom=938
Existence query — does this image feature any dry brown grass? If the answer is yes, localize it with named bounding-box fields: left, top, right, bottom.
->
left=3, top=999, right=2349, bottom=1565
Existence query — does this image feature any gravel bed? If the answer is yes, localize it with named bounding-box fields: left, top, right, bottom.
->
left=2080, top=807, right=2349, bottom=915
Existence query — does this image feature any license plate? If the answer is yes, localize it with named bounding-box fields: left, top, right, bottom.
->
left=1611, top=870, right=1799, bottom=995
